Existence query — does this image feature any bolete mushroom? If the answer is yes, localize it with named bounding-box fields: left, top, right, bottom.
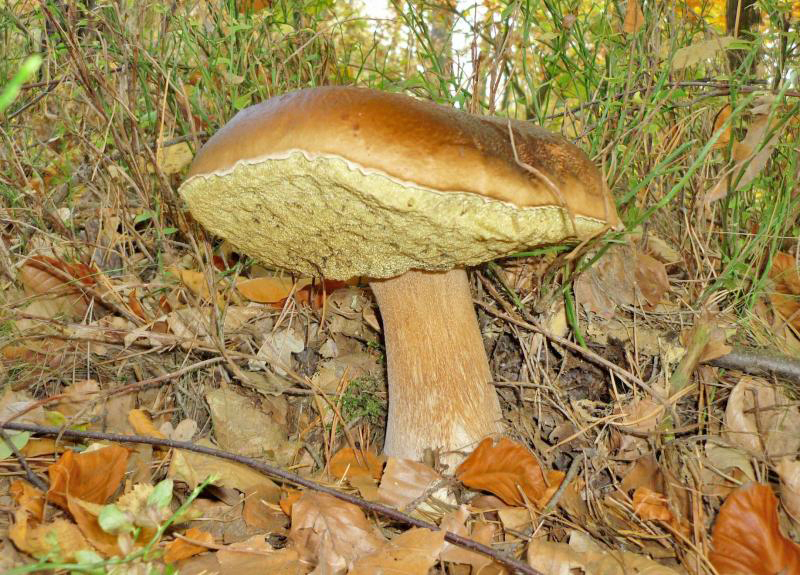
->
left=179, top=86, right=620, bottom=465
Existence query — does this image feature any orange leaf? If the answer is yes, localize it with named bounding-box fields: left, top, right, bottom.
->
left=237, top=276, right=307, bottom=303
left=47, top=445, right=129, bottom=508
left=10, top=480, right=45, bottom=520
left=279, top=489, right=302, bottom=516
left=164, top=527, right=215, bottom=563
left=456, top=438, right=546, bottom=506
left=632, top=487, right=673, bottom=522
left=329, top=447, right=384, bottom=481
left=128, top=409, right=167, bottom=439
left=770, top=252, right=800, bottom=331
left=19, top=256, right=97, bottom=318
left=710, top=483, right=800, bottom=575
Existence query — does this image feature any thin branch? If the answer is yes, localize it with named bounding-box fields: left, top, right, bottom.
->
left=0, top=422, right=543, bottom=575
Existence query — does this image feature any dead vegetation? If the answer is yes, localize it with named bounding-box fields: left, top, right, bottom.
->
left=1, top=1, right=800, bottom=574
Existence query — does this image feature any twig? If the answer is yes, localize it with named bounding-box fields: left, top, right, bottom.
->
left=0, top=422, right=543, bottom=575
left=707, top=346, right=800, bottom=385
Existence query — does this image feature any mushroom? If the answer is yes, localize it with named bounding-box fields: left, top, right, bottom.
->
left=179, top=86, right=620, bottom=465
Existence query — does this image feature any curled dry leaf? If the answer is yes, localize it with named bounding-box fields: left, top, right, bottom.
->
left=723, top=376, right=800, bottom=457
left=19, top=255, right=97, bottom=319
left=710, top=483, right=800, bottom=575
left=672, top=36, right=734, bottom=70
left=9, top=509, right=91, bottom=561
left=632, top=487, right=673, bottom=522
left=349, top=527, right=445, bottom=575
left=163, top=527, right=215, bottom=563
left=770, top=252, right=800, bottom=331
left=776, top=458, right=800, bottom=525
left=329, top=446, right=384, bottom=482
left=377, top=457, right=442, bottom=509
left=47, top=445, right=130, bottom=508
left=288, top=491, right=385, bottom=574
left=456, top=437, right=546, bottom=507
left=439, top=506, right=496, bottom=572
left=528, top=538, right=683, bottom=574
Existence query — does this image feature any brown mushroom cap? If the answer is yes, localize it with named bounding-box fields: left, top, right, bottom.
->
left=180, top=86, right=620, bottom=280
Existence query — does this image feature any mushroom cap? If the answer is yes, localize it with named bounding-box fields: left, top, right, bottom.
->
left=180, top=86, right=620, bottom=279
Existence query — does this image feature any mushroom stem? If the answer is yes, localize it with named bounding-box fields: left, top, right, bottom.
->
left=370, top=268, right=504, bottom=466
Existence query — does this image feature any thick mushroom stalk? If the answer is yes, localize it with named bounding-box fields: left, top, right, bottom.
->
left=370, top=268, right=503, bottom=465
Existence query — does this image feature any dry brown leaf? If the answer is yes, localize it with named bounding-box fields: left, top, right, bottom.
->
left=672, top=36, right=735, bottom=70
left=47, top=445, right=129, bottom=508
left=710, top=483, right=800, bottom=575
left=169, top=438, right=281, bottom=492
left=723, top=376, right=800, bottom=457
left=53, top=380, right=101, bottom=417
left=713, top=105, right=733, bottom=149
left=377, top=457, right=442, bottom=509
left=623, top=0, right=644, bottom=34
left=770, top=252, right=800, bottom=331
left=528, top=538, right=683, bottom=574
left=632, top=487, right=673, bottom=522
left=19, top=255, right=96, bottom=319
left=205, top=387, right=295, bottom=465
left=9, top=509, right=91, bottom=561
left=288, top=491, right=385, bottom=574
left=164, top=527, right=215, bottom=563
left=701, top=443, right=755, bottom=497
left=634, top=252, right=670, bottom=308
left=707, top=108, right=783, bottom=205
left=349, top=527, right=446, bottom=575
left=242, top=484, right=287, bottom=531
left=776, top=458, right=800, bottom=525
left=128, top=408, right=167, bottom=438
left=10, top=480, right=45, bottom=520
left=439, top=506, right=495, bottom=572
left=456, top=437, right=546, bottom=507
left=329, top=447, right=384, bottom=482
left=217, top=535, right=306, bottom=573
left=237, top=276, right=307, bottom=303
left=575, top=244, right=669, bottom=319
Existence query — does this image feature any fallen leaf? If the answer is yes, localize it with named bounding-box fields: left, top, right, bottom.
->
left=128, top=408, right=167, bottom=438
left=528, top=537, right=683, bottom=574
left=237, top=276, right=309, bottom=303
left=329, top=446, right=383, bottom=481
left=377, top=457, right=442, bottom=509
left=288, top=491, right=385, bottom=573
left=672, top=36, right=735, bottom=70
left=19, top=255, right=96, bottom=319
left=205, top=387, right=295, bottom=465
left=47, top=445, right=130, bottom=508
left=456, top=437, right=546, bottom=507
left=632, top=487, right=673, bottom=522
left=10, top=480, right=45, bottom=520
left=163, top=527, right=215, bottom=563
left=168, top=437, right=281, bottom=492
left=439, top=506, right=495, bottom=572
left=242, top=484, right=287, bottom=531
left=770, top=252, right=800, bottom=331
left=707, top=106, right=784, bottom=205
left=724, top=376, right=800, bottom=456
left=9, top=509, right=90, bottom=561
left=217, top=535, right=305, bottom=573
left=709, top=483, right=800, bottom=575
left=350, top=527, right=445, bottom=575
left=776, top=458, right=800, bottom=525
left=250, top=327, right=305, bottom=376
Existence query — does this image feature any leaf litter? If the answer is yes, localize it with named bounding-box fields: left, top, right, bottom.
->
left=3, top=3, right=800, bottom=575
